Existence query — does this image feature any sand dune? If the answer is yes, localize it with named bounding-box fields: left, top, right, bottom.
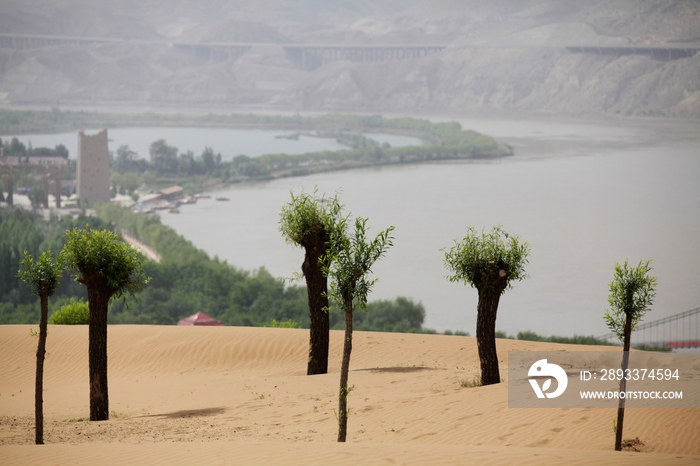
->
left=1, top=325, right=698, bottom=465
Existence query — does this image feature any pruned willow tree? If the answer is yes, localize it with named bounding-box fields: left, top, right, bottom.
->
left=323, top=216, right=394, bottom=442
left=16, top=251, right=62, bottom=444
left=279, top=188, right=344, bottom=375
left=444, top=226, right=529, bottom=386
left=60, top=226, right=150, bottom=421
left=603, top=259, right=656, bottom=451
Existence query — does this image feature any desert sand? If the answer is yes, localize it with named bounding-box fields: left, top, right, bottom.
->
left=1, top=325, right=698, bottom=465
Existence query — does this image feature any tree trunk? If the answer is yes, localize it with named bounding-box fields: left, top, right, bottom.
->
left=476, top=288, right=504, bottom=385
left=614, top=313, right=633, bottom=451
left=337, top=302, right=353, bottom=442
left=34, top=293, right=49, bottom=444
left=6, top=178, right=13, bottom=207
left=302, top=240, right=329, bottom=375
left=88, top=288, right=111, bottom=421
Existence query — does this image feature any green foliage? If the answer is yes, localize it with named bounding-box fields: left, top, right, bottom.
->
left=633, top=343, right=671, bottom=352
left=16, top=250, right=62, bottom=298
left=279, top=188, right=343, bottom=249
left=149, top=139, right=178, bottom=173
left=516, top=330, right=615, bottom=346
left=112, top=145, right=149, bottom=174
left=323, top=217, right=394, bottom=313
left=1, top=209, right=45, bottom=304
left=0, top=136, right=68, bottom=159
left=232, top=154, right=270, bottom=178
left=96, top=204, right=309, bottom=326
left=26, top=188, right=46, bottom=209
left=96, top=204, right=208, bottom=263
left=603, top=260, right=657, bottom=343
left=49, top=298, right=89, bottom=325
left=4, top=207, right=425, bottom=333
left=347, top=297, right=425, bottom=333
left=268, top=319, right=301, bottom=328
left=60, top=226, right=151, bottom=304
left=0, top=301, right=40, bottom=323
left=0, top=207, right=91, bottom=319
left=444, top=226, right=530, bottom=295
left=110, top=171, right=142, bottom=195
left=443, top=330, right=470, bottom=336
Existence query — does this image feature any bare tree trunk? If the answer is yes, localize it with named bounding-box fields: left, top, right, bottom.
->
left=35, top=293, right=49, bottom=444
left=337, top=302, right=353, bottom=442
left=476, top=288, right=504, bottom=385
left=88, top=288, right=110, bottom=421
left=302, top=240, right=329, bottom=375
left=615, top=313, right=633, bottom=451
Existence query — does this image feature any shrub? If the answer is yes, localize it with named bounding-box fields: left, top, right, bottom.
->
left=633, top=344, right=671, bottom=352
left=457, top=374, right=483, bottom=388
left=268, top=319, right=301, bottom=328
left=49, top=298, right=89, bottom=325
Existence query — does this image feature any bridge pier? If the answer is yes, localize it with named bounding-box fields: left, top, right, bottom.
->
left=1, top=33, right=697, bottom=67
left=282, top=44, right=447, bottom=70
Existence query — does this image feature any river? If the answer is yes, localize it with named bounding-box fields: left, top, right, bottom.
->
left=152, top=116, right=700, bottom=338
left=0, top=127, right=422, bottom=160
left=5, top=115, right=698, bottom=337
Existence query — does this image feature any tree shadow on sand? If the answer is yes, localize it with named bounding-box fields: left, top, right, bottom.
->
left=139, top=407, right=226, bottom=419
left=354, top=366, right=438, bottom=373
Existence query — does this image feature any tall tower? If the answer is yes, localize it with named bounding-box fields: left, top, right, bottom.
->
left=77, top=129, right=110, bottom=207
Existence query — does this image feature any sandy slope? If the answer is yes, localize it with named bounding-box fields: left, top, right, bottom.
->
left=1, top=325, right=698, bottom=465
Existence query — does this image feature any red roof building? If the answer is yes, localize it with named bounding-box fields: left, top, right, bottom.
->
left=177, top=311, right=224, bottom=326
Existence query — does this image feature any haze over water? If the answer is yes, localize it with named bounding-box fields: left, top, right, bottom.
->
left=1, top=127, right=422, bottom=161
left=156, top=116, right=700, bottom=337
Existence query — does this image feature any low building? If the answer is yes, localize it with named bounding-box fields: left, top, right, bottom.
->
left=177, top=312, right=224, bottom=326
left=159, top=185, right=184, bottom=201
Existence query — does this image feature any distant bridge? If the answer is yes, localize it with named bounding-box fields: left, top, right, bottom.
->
left=564, top=45, right=699, bottom=61
left=1, top=33, right=698, bottom=70
left=597, top=307, right=700, bottom=350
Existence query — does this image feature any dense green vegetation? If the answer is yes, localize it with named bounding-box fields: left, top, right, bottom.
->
left=0, top=208, right=98, bottom=324
left=0, top=205, right=430, bottom=333
left=514, top=330, right=615, bottom=346
left=49, top=298, right=90, bottom=325
left=493, top=330, right=667, bottom=351
left=631, top=343, right=671, bottom=352
left=335, top=296, right=421, bottom=333
left=0, top=136, right=69, bottom=160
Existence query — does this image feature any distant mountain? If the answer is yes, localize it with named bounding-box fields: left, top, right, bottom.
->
left=0, top=0, right=698, bottom=118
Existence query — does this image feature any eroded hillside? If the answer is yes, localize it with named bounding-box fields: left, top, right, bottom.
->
left=0, top=0, right=698, bottom=118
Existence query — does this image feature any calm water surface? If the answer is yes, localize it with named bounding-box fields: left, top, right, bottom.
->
left=1, top=127, right=422, bottom=160
left=155, top=117, right=700, bottom=337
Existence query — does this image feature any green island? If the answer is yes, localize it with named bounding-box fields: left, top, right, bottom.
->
left=0, top=109, right=512, bottom=194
